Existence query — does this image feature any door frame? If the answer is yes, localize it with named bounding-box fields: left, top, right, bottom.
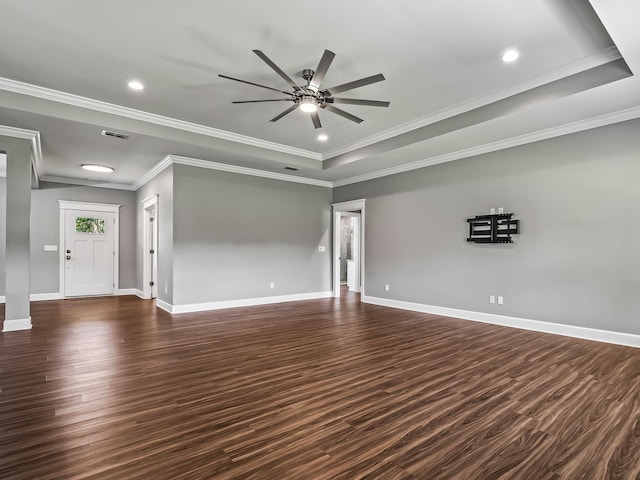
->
left=332, top=199, right=365, bottom=298
left=58, top=200, right=121, bottom=297
left=141, top=194, right=158, bottom=299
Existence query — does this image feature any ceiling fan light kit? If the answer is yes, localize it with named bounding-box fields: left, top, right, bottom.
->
left=299, top=96, right=318, bottom=113
left=220, top=49, right=390, bottom=129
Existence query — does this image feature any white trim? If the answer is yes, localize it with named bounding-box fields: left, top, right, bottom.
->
left=363, top=295, right=640, bottom=349
left=134, top=155, right=333, bottom=191
left=116, top=289, right=137, bottom=296
left=169, top=155, right=332, bottom=188
left=163, top=291, right=333, bottom=315
left=332, top=200, right=366, bottom=299
left=333, top=104, right=640, bottom=187
left=0, top=125, right=43, bottom=189
left=41, top=175, right=136, bottom=191
left=58, top=200, right=122, bottom=213
left=0, top=293, right=63, bottom=303
left=0, top=76, right=322, bottom=161
left=58, top=201, right=121, bottom=297
left=31, top=292, right=64, bottom=301
left=156, top=299, right=173, bottom=313
left=332, top=199, right=367, bottom=212
left=141, top=194, right=159, bottom=300
left=134, top=289, right=146, bottom=299
left=2, top=317, right=32, bottom=332
left=133, top=156, right=173, bottom=190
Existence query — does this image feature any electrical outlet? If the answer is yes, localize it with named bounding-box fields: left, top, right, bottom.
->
left=164, top=284, right=168, bottom=294
left=318, top=246, right=326, bottom=252
left=498, top=207, right=504, bottom=214
left=489, top=295, right=495, bottom=304
left=270, top=282, right=275, bottom=289
left=497, top=296, right=504, bottom=305
left=490, top=208, right=496, bottom=215
left=385, top=284, right=390, bottom=291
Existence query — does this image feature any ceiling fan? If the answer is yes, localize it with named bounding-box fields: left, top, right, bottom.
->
left=219, top=50, right=390, bottom=129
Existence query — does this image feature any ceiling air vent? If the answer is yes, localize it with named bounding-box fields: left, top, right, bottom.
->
left=284, top=166, right=299, bottom=171
left=101, top=130, right=130, bottom=140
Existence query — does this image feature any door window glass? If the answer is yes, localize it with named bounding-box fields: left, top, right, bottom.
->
left=75, top=217, right=106, bottom=234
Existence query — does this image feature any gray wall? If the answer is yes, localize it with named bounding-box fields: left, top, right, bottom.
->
left=0, top=179, right=136, bottom=295
left=172, top=164, right=332, bottom=305
left=136, top=165, right=174, bottom=304
left=0, top=179, right=5, bottom=295
left=30, top=182, right=137, bottom=293
left=334, top=118, right=640, bottom=335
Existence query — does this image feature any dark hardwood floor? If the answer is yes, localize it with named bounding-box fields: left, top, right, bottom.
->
left=1, top=292, right=640, bottom=479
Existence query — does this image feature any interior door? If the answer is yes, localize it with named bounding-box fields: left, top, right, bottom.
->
left=64, top=209, right=115, bottom=296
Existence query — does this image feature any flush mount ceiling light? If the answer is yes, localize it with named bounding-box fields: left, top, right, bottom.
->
left=502, top=49, right=520, bottom=63
left=82, top=164, right=114, bottom=173
left=220, top=49, right=390, bottom=129
left=127, top=80, right=144, bottom=91
left=317, top=133, right=328, bottom=141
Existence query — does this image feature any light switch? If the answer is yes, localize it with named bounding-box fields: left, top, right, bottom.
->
left=44, top=245, right=58, bottom=252
left=318, top=246, right=326, bottom=252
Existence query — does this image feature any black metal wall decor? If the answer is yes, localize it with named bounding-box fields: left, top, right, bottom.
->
left=467, top=213, right=520, bottom=244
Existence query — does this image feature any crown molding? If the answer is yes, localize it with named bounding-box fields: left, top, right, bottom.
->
left=168, top=155, right=332, bottom=188
left=132, top=155, right=173, bottom=190
left=333, top=104, right=640, bottom=187
left=323, top=47, right=623, bottom=160
left=0, top=76, right=322, bottom=161
left=0, top=125, right=43, bottom=188
left=39, top=175, right=136, bottom=191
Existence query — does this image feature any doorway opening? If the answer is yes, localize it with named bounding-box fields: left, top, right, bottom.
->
left=332, top=199, right=365, bottom=299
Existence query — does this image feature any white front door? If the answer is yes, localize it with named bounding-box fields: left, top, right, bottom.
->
left=64, top=209, right=115, bottom=296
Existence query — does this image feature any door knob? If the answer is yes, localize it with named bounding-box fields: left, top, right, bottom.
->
left=66, top=250, right=71, bottom=254
left=66, top=255, right=71, bottom=260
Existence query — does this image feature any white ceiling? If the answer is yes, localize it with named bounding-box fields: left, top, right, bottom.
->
left=0, top=0, right=639, bottom=188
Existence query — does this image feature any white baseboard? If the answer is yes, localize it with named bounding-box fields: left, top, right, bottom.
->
left=31, top=292, right=64, bottom=301
left=164, top=291, right=334, bottom=314
left=116, top=288, right=138, bottom=296
left=363, top=295, right=640, bottom=349
left=0, top=290, right=141, bottom=302
left=156, top=299, right=172, bottom=313
left=134, top=289, right=148, bottom=299
left=0, top=292, right=64, bottom=303
left=2, top=316, right=32, bottom=332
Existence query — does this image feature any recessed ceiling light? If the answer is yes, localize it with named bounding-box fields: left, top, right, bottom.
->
left=82, top=164, right=114, bottom=173
left=502, top=49, right=520, bottom=63
left=317, top=134, right=328, bottom=142
left=127, top=80, right=144, bottom=91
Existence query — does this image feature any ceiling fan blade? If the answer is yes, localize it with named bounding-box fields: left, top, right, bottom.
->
left=232, top=99, right=293, bottom=104
left=219, top=74, right=293, bottom=95
left=270, top=105, right=298, bottom=122
left=253, top=50, right=302, bottom=92
left=322, top=73, right=386, bottom=96
left=327, top=98, right=390, bottom=107
left=309, top=50, right=335, bottom=92
left=311, top=111, right=322, bottom=129
left=324, top=104, right=364, bottom=124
